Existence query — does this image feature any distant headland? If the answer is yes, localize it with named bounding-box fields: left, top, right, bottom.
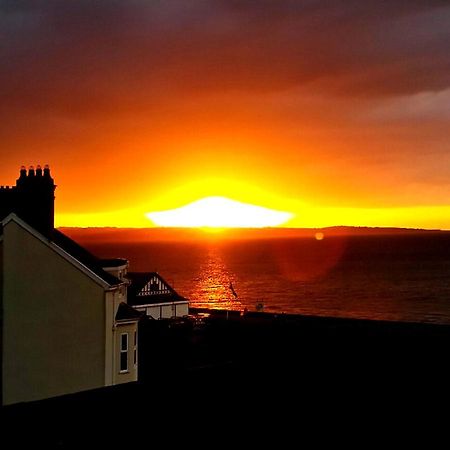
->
left=59, top=226, right=449, bottom=243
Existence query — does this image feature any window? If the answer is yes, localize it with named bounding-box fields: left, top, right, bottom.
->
left=133, top=331, right=137, bottom=367
left=120, top=333, right=128, bottom=373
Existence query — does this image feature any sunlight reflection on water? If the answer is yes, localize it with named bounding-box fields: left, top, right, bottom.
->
left=84, top=234, right=450, bottom=323
left=191, top=246, right=242, bottom=310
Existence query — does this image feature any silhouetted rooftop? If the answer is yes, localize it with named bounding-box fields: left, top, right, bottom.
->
left=127, top=272, right=188, bottom=306
left=115, top=302, right=143, bottom=321
left=50, top=229, right=122, bottom=286
left=0, top=219, right=122, bottom=286
left=100, top=258, right=129, bottom=268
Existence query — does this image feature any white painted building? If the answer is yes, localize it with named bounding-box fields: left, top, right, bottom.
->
left=127, top=272, right=189, bottom=319
left=0, top=166, right=192, bottom=406
left=0, top=214, right=141, bottom=405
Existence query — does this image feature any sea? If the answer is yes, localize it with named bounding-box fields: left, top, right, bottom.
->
left=77, top=232, right=450, bottom=324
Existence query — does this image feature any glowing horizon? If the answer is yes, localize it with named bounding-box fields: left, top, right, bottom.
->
left=6, top=4, right=449, bottom=231
left=145, top=196, right=294, bottom=229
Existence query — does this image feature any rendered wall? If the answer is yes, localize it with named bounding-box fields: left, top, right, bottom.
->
left=2, top=221, right=106, bottom=405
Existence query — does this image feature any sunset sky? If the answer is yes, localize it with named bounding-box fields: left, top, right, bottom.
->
left=1, top=1, right=449, bottom=229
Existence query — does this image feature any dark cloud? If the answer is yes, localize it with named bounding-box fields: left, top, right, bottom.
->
left=1, top=0, right=449, bottom=121
left=1, top=1, right=449, bottom=177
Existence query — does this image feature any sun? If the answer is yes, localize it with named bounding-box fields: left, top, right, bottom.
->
left=146, top=196, right=293, bottom=229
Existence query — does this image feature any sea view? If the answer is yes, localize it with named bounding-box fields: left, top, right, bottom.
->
left=70, top=229, right=450, bottom=325
left=4, top=2, right=450, bottom=441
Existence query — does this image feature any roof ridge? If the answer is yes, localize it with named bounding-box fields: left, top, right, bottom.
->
left=3, top=214, right=122, bottom=287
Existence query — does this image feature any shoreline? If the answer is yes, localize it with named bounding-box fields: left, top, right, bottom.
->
left=189, top=306, right=450, bottom=327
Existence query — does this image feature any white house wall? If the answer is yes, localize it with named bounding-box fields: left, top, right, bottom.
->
left=138, top=302, right=189, bottom=320
left=104, top=290, right=120, bottom=386
left=2, top=219, right=107, bottom=405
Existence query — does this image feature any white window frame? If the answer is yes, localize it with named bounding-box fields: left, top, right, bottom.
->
left=133, top=331, right=138, bottom=367
left=120, top=333, right=129, bottom=373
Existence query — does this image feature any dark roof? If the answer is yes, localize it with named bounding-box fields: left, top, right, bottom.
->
left=1, top=215, right=122, bottom=286
left=50, top=229, right=122, bottom=286
left=115, top=302, right=144, bottom=322
left=127, top=272, right=189, bottom=306
left=100, top=258, right=129, bottom=268
left=130, top=293, right=189, bottom=306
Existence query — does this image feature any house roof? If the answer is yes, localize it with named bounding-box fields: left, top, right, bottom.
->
left=115, top=302, right=144, bottom=322
left=1, top=214, right=122, bottom=288
left=100, top=258, right=129, bottom=268
left=50, top=229, right=122, bottom=286
left=127, top=272, right=189, bottom=306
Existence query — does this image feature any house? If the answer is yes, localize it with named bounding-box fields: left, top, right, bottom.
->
left=127, top=272, right=189, bottom=319
left=0, top=166, right=141, bottom=406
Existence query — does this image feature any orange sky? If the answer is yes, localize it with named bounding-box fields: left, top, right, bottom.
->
left=1, top=1, right=449, bottom=229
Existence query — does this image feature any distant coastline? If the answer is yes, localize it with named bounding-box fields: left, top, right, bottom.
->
left=59, top=225, right=449, bottom=243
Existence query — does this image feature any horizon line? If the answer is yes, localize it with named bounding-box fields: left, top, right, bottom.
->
left=57, top=225, right=448, bottom=232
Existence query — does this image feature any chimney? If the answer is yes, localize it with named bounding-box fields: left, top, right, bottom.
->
left=19, top=165, right=27, bottom=179
left=43, top=164, right=51, bottom=178
left=14, top=164, right=56, bottom=235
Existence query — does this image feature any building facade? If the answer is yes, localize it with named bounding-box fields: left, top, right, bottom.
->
left=127, top=272, right=189, bottom=319
left=1, top=167, right=141, bottom=405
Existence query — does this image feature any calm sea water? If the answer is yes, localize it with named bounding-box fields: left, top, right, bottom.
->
left=83, top=234, right=450, bottom=324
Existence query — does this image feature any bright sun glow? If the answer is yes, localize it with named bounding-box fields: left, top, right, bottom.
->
left=146, top=196, right=293, bottom=228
